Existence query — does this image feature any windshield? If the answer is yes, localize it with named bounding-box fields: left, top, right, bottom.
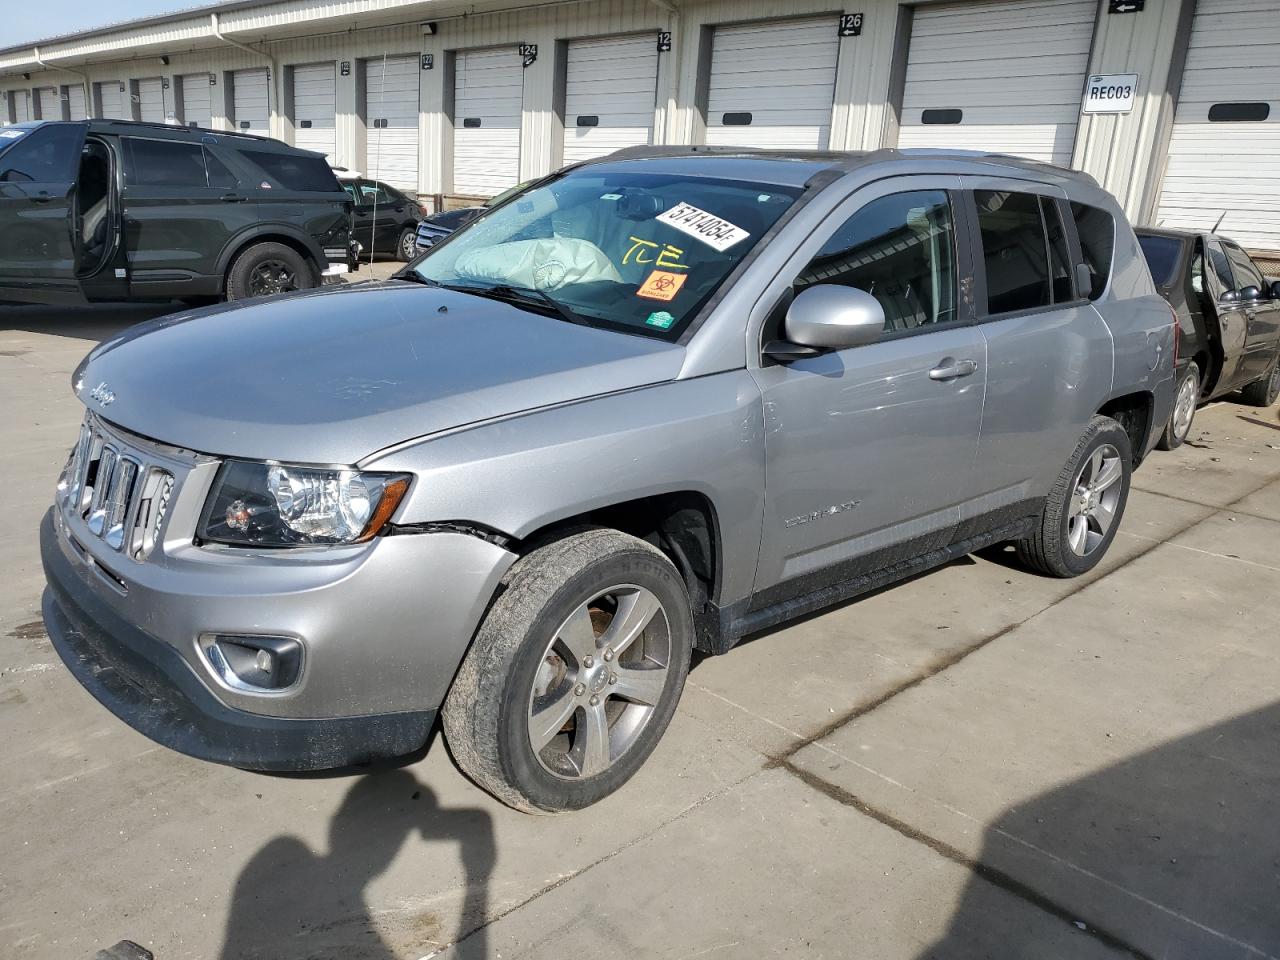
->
left=1137, top=234, right=1181, bottom=287
left=413, top=168, right=801, bottom=339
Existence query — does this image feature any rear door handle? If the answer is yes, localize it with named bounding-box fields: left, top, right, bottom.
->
left=32, top=191, right=51, bottom=204
left=220, top=193, right=247, bottom=203
left=929, top=357, right=979, bottom=381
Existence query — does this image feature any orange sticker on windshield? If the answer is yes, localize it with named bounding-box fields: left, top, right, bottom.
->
left=636, top=270, right=687, bottom=302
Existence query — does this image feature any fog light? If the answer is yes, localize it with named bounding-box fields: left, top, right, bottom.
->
left=201, top=634, right=302, bottom=692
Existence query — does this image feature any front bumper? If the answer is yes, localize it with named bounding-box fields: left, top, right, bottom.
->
left=41, top=493, right=517, bottom=770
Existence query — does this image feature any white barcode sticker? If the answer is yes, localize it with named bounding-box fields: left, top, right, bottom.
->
left=656, top=202, right=750, bottom=252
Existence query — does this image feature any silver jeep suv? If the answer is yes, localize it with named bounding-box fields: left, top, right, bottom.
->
left=41, top=148, right=1175, bottom=812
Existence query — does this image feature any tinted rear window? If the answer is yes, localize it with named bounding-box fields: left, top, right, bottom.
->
left=1070, top=202, right=1115, bottom=300
left=241, top=150, right=341, bottom=192
left=125, top=138, right=208, bottom=187
left=975, top=190, right=1052, bottom=314
left=1137, top=234, right=1181, bottom=287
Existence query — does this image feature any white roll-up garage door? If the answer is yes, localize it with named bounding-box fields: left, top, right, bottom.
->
left=97, top=82, right=126, bottom=120
left=67, top=85, right=87, bottom=121
left=897, top=0, right=1094, bottom=166
left=12, top=91, right=31, bottom=124
left=1156, top=0, right=1280, bottom=252
left=365, top=55, right=420, bottom=191
left=563, top=35, right=658, bottom=164
left=453, top=48, right=522, bottom=197
left=293, top=62, right=336, bottom=160
left=180, top=74, right=212, bottom=128
left=233, top=68, right=270, bottom=133
left=705, top=18, right=838, bottom=150
left=35, top=87, right=61, bottom=121
left=137, top=78, right=165, bottom=123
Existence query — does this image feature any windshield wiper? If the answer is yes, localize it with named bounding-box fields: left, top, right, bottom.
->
left=438, top=282, right=590, bottom=327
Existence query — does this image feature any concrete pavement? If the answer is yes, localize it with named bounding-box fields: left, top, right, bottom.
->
left=2, top=296, right=1279, bottom=960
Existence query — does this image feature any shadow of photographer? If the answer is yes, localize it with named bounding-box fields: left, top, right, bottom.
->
left=220, top=768, right=495, bottom=959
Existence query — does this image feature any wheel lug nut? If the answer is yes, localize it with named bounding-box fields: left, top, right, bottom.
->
left=603, top=648, right=613, bottom=662
left=574, top=683, right=586, bottom=697
left=583, top=656, right=594, bottom=668
left=609, top=673, right=617, bottom=685
left=589, top=695, right=600, bottom=706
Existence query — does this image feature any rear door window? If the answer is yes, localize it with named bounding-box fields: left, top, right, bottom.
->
left=124, top=138, right=208, bottom=187
left=1069, top=202, right=1115, bottom=300
left=975, top=190, right=1051, bottom=314
left=1207, top=242, right=1235, bottom=294
left=1137, top=234, right=1182, bottom=287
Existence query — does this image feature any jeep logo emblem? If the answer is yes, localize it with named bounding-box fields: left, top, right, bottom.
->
left=89, top=382, right=116, bottom=407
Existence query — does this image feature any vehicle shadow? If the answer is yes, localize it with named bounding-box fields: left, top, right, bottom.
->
left=219, top=768, right=495, bottom=960
left=0, top=303, right=178, bottom=344
left=915, top=701, right=1280, bottom=958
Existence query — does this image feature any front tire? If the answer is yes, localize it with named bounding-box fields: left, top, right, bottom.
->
left=1157, top=360, right=1200, bottom=451
left=442, top=528, right=693, bottom=813
left=225, top=242, right=315, bottom=301
left=1016, top=416, right=1132, bottom=578
left=1240, top=350, right=1280, bottom=408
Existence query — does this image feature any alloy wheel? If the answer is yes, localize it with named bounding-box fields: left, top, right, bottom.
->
left=400, top=232, right=417, bottom=260
left=248, top=260, right=298, bottom=296
left=527, top=584, right=671, bottom=780
left=1067, top=443, right=1123, bottom=557
left=1171, top=372, right=1198, bottom=441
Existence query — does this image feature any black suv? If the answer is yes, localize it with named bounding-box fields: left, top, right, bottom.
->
left=0, top=120, right=355, bottom=306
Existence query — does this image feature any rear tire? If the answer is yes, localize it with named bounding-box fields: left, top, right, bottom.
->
left=442, top=528, right=693, bottom=813
left=1240, top=350, right=1280, bottom=407
left=1016, top=416, right=1132, bottom=578
left=1157, top=360, right=1200, bottom=450
left=225, top=242, right=315, bottom=301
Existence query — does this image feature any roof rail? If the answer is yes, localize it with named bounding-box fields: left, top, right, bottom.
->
left=89, top=118, right=278, bottom=143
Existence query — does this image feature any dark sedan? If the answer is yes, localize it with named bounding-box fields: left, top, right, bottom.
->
left=414, top=181, right=531, bottom=254
left=338, top=173, right=427, bottom=262
left=1136, top=228, right=1280, bottom=448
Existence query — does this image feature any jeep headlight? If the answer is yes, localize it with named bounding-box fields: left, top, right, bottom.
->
left=200, top=461, right=410, bottom=547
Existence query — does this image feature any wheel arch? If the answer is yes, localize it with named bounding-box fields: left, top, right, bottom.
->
left=1097, top=391, right=1154, bottom=467
left=216, top=226, right=326, bottom=290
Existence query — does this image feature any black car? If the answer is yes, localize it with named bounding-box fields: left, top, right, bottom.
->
left=0, top=120, right=355, bottom=306
left=1136, top=227, right=1280, bottom=448
left=336, top=172, right=426, bottom=262
left=413, top=180, right=531, bottom=254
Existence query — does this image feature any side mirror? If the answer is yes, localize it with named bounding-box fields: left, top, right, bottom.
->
left=1269, top=280, right=1280, bottom=300
left=1221, top=289, right=1239, bottom=304
left=1239, top=284, right=1262, bottom=302
left=781, top=284, right=885, bottom=352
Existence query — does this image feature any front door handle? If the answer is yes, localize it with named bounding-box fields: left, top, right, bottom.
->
left=929, top=357, right=979, bottom=381
left=219, top=193, right=247, bottom=203
left=31, top=190, right=52, bottom=203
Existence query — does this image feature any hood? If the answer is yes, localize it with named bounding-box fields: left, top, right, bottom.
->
left=76, top=281, right=684, bottom=465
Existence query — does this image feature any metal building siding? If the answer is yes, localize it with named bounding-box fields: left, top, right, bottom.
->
left=293, top=61, right=337, bottom=160
left=180, top=74, right=212, bottom=128
left=897, top=0, right=1095, bottom=165
left=35, top=86, right=61, bottom=120
left=453, top=48, right=524, bottom=197
left=67, top=85, right=87, bottom=121
left=563, top=35, right=658, bottom=164
left=365, top=54, right=420, bottom=191
left=705, top=18, right=840, bottom=150
left=137, top=77, right=165, bottom=123
left=1156, top=0, right=1280, bottom=251
left=233, top=67, right=270, bottom=132
left=97, top=82, right=126, bottom=120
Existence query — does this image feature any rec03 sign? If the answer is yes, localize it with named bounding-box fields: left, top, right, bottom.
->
left=1082, top=74, right=1138, bottom=114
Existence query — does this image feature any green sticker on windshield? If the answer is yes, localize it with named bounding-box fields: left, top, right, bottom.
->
left=645, top=311, right=676, bottom=330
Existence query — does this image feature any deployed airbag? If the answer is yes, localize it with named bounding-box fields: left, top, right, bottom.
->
left=454, top=238, right=622, bottom=291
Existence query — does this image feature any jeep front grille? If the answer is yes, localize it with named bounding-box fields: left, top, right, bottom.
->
left=62, top=416, right=176, bottom=561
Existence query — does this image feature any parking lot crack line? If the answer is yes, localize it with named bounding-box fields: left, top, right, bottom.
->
left=779, top=759, right=1157, bottom=960
left=416, top=766, right=764, bottom=959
